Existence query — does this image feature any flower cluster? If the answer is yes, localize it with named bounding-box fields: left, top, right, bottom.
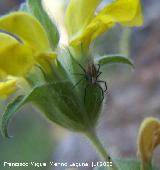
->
left=0, top=1, right=145, bottom=169
left=0, top=0, right=143, bottom=135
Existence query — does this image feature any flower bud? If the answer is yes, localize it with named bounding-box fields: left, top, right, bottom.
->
left=137, top=117, right=160, bottom=170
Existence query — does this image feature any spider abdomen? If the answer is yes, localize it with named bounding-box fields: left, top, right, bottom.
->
left=86, top=63, right=97, bottom=84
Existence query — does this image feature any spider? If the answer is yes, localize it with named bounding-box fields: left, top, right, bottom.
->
left=73, top=62, right=108, bottom=103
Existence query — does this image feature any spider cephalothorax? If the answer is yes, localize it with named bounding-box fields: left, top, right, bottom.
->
left=74, top=62, right=107, bottom=103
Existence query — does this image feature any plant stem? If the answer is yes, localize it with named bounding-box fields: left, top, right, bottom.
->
left=85, top=129, right=118, bottom=170
left=142, top=160, right=152, bottom=170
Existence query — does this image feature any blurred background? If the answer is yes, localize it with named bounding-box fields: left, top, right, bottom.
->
left=0, top=0, right=160, bottom=170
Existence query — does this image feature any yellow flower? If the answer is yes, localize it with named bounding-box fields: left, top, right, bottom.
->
left=65, top=0, right=143, bottom=48
left=0, top=79, right=17, bottom=98
left=137, top=117, right=160, bottom=170
left=0, top=12, right=56, bottom=97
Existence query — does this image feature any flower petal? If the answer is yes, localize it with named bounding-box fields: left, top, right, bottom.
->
left=99, top=0, right=143, bottom=26
left=0, top=12, right=50, bottom=52
left=0, top=79, right=17, bottom=98
left=137, top=117, right=160, bottom=169
left=65, top=0, right=101, bottom=37
left=70, top=0, right=143, bottom=47
left=0, top=33, right=35, bottom=76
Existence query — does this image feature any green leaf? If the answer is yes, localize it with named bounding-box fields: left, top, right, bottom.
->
left=27, top=0, right=59, bottom=49
left=94, top=55, right=134, bottom=68
left=94, top=159, right=159, bottom=170
left=1, top=95, right=27, bottom=138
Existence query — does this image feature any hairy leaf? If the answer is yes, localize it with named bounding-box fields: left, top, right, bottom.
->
left=94, top=55, right=134, bottom=68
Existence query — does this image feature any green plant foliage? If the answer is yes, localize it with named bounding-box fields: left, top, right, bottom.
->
left=27, top=0, right=59, bottom=49
left=94, top=55, right=134, bottom=68
left=1, top=95, right=27, bottom=138
left=28, top=82, right=86, bottom=131
left=1, top=78, right=103, bottom=138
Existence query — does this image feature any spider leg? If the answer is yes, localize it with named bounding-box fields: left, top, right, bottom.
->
left=96, top=64, right=101, bottom=73
left=72, top=73, right=84, bottom=76
left=97, top=80, right=107, bottom=92
left=97, top=84, right=104, bottom=103
left=73, top=78, right=84, bottom=88
left=78, top=63, right=86, bottom=74
left=96, top=72, right=102, bottom=79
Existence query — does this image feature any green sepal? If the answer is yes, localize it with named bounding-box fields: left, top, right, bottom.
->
left=82, top=83, right=103, bottom=126
left=29, top=82, right=86, bottom=131
left=27, top=0, right=59, bottom=49
left=94, top=55, right=134, bottom=68
left=1, top=80, right=101, bottom=138
left=1, top=95, right=27, bottom=138
left=0, top=82, right=84, bottom=138
left=94, top=159, right=158, bottom=170
left=58, top=49, right=103, bottom=126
